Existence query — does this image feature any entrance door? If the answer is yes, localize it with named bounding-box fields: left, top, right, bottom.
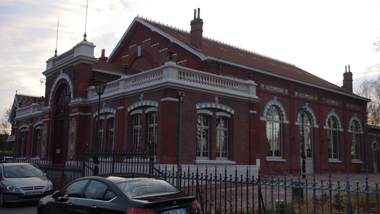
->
left=300, top=113, right=313, bottom=175
left=53, top=118, right=69, bottom=164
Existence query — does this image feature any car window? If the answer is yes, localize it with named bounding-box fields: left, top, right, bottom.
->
left=63, top=180, right=89, bottom=198
left=83, top=180, right=116, bottom=201
left=3, top=164, right=44, bottom=178
left=117, top=179, right=180, bottom=198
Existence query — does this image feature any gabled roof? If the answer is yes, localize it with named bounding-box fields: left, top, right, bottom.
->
left=8, top=94, right=44, bottom=123
left=109, top=16, right=369, bottom=101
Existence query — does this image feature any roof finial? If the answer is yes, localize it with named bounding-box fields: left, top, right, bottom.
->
left=54, top=20, right=59, bottom=57
left=83, top=0, right=89, bottom=41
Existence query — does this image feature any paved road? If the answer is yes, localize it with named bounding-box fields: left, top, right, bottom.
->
left=0, top=201, right=37, bottom=214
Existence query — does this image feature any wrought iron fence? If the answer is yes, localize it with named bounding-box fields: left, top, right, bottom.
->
left=153, top=166, right=380, bottom=214
left=10, top=146, right=380, bottom=213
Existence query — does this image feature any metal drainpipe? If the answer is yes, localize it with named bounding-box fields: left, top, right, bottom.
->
left=178, top=92, right=185, bottom=173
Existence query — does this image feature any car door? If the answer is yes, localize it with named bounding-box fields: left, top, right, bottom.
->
left=48, top=179, right=89, bottom=214
left=72, top=179, right=114, bottom=214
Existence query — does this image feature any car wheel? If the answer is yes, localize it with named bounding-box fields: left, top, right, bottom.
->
left=0, top=190, right=7, bottom=208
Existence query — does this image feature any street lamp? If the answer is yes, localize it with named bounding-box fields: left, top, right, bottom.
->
left=299, top=107, right=307, bottom=178
left=94, top=80, right=107, bottom=150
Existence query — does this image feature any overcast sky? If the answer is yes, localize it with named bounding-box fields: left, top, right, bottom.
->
left=1, top=0, right=380, bottom=116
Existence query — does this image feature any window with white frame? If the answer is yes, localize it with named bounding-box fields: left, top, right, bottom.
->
left=216, top=116, right=228, bottom=158
left=18, top=129, right=28, bottom=157
left=197, top=114, right=210, bottom=158
left=327, top=116, right=339, bottom=160
left=107, top=118, right=115, bottom=150
left=98, top=120, right=104, bottom=150
left=133, top=114, right=142, bottom=149
left=266, top=106, right=282, bottom=158
left=33, top=127, right=41, bottom=157
left=300, top=113, right=313, bottom=158
left=148, top=112, right=157, bottom=144
left=350, top=120, right=360, bottom=161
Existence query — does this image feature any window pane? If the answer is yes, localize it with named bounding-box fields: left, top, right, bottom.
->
left=196, top=114, right=209, bottom=158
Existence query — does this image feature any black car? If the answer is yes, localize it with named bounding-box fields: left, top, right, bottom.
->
left=37, top=173, right=201, bottom=214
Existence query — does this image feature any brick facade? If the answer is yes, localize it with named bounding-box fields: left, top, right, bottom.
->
left=9, top=10, right=379, bottom=176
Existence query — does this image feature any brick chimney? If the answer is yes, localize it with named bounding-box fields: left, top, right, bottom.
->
left=190, top=8, right=203, bottom=51
left=98, top=49, right=108, bottom=61
left=342, top=65, right=353, bottom=92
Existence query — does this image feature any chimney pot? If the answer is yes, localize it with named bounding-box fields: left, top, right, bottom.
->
left=190, top=8, right=204, bottom=50
left=342, top=65, right=353, bottom=92
left=198, top=8, right=200, bottom=19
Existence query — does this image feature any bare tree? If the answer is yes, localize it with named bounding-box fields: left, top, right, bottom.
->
left=374, top=39, right=380, bottom=52
left=0, top=106, right=11, bottom=135
left=357, top=77, right=380, bottom=126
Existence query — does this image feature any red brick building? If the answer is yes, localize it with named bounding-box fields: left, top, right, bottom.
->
left=10, top=9, right=378, bottom=175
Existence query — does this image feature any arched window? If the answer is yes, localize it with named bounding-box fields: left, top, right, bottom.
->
left=266, top=106, right=282, bottom=158
left=107, top=118, right=115, bottom=150
left=300, top=112, right=313, bottom=158
left=216, top=116, right=228, bottom=159
left=327, top=116, right=339, bottom=160
left=133, top=114, right=142, bottom=149
left=32, top=126, right=42, bottom=158
left=148, top=112, right=157, bottom=144
left=350, top=120, right=361, bottom=161
left=98, top=119, right=104, bottom=150
left=196, top=114, right=210, bottom=158
left=53, top=84, right=71, bottom=115
left=18, top=129, right=28, bottom=158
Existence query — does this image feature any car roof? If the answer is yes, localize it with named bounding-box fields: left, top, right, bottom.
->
left=79, top=173, right=161, bottom=184
left=0, top=162, right=34, bottom=166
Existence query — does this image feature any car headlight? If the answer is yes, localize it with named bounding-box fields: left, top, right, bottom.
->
left=2, top=181, right=21, bottom=193
left=46, top=180, right=53, bottom=191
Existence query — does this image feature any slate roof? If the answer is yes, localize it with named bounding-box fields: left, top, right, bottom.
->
left=108, top=16, right=369, bottom=101
left=141, top=17, right=345, bottom=90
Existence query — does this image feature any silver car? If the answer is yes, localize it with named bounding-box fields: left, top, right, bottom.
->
left=0, top=162, right=54, bottom=207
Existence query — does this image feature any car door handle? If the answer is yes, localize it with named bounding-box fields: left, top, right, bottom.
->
left=68, top=202, right=73, bottom=206
left=90, top=205, right=97, bottom=208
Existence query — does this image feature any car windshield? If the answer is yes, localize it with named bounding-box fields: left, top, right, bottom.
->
left=3, top=164, right=44, bottom=178
left=117, top=179, right=180, bottom=198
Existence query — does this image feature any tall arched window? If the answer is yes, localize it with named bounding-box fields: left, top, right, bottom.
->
left=18, top=129, right=28, bottom=158
left=148, top=112, right=157, bottom=144
left=196, top=114, right=210, bottom=158
left=350, top=120, right=361, bottom=161
left=216, top=116, right=228, bottom=159
left=327, top=116, right=339, bottom=160
left=266, top=106, right=282, bottom=158
left=133, top=114, right=142, bottom=149
left=54, top=84, right=71, bottom=115
left=300, top=113, right=313, bottom=158
left=107, top=118, right=115, bottom=150
left=32, top=126, right=42, bottom=158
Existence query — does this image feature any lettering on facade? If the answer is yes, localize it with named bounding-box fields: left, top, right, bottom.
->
left=72, top=108, right=78, bottom=113
left=44, top=114, right=49, bottom=118
left=325, top=99, right=342, bottom=106
left=262, top=84, right=288, bottom=94
left=347, top=104, right=360, bottom=111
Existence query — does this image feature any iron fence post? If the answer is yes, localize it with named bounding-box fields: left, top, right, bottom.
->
left=346, top=173, right=353, bottom=214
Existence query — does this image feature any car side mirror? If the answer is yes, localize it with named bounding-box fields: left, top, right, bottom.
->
left=52, top=190, right=62, bottom=200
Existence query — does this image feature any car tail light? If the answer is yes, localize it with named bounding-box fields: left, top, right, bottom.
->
left=127, top=207, right=155, bottom=214
left=191, top=200, right=201, bottom=210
